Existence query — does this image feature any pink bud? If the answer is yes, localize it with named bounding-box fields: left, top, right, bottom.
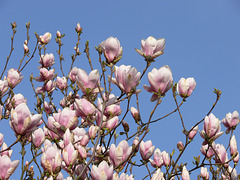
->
left=1, top=143, right=13, bottom=157
left=0, top=155, right=19, bottom=179
left=91, top=160, right=113, bottom=180
left=43, top=101, right=53, bottom=114
left=201, top=167, right=209, bottom=179
left=88, top=125, right=99, bottom=139
left=23, top=44, right=29, bottom=53
left=32, top=128, right=45, bottom=148
left=143, top=65, right=173, bottom=101
left=132, top=136, right=139, bottom=151
left=200, top=141, right=215, bottom=158
left=140, top=140, right=155, bottom=160
left=200, top=113, right=223, bottom=140
left=230, top=135, right=238, bottom=156
left=39, top=53, right=55, bottom=67
left=105, top=104, right=122, bottom=117
left=76, top=23, right=82, bottom=32
left=181, top=166, right=190, bottom=180
left=177, top=141, right=184, bottom=151
left=109, top=140, right=132, bottom=167
left=131, top=107, right=140, bottom=124
left=177, top=77, right=196, bottom=98
left=39, top=32, right=52, bottom=44
left=106, top=116, right=119, bottom=130
left=162, top=151, right=170, bottom=166
left=188, top=126, right=198, bottom=139
left=136, top=36, right=165, bottom=59
left=111, top=65, right=141, bottom=94
left=62, top=143, right=78, bottom=166
left=7, top=68, right=23, bottom=88
left=77, top=145, right=87, bottom=159
left=43, top=80, right=56, bottom=93
left=76, top=69, right=100, bottom=95
left=0, top=79, right=8, bottom=97
left=74, top=98, right=96, bottom=118
left=80, top=134, right=89, bottom=146
left=6, top=93, right=27, bottom=111
left=68, top=67, right=78, bottom=82
left=151, top=169, right=165, bottom=180
left=99, top=37, right=123, bottom=64
left=214, top=144, right=228, bottom=165
left=233, top=151, right=239, bottom=163
left=56, top=31, right=61, bottom=38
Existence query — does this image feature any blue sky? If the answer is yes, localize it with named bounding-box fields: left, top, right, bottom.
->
left=0, top=0, right=240, bottom=179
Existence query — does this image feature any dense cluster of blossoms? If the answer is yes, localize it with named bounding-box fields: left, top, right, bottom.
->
left=0, top=22, right=238, bottom=180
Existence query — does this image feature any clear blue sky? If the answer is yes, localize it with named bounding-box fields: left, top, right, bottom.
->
left=0, top=0, right=240, bottom=179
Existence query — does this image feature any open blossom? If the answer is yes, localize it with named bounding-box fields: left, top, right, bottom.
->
left=200, top=141, right=215, bottom=158
left=151, top=169, right=165, bottom=180
left=200, top=113, right=223, bottom=140
left=214, top=143, right=228, bottom=165
left=43, top=101, right=53, bottom=114
left=39, top=53, right=55, bottom=67
left=41, top=143, right=62, bottom=174
left=36, top=68, right=55, bottom=82
left=181, top=166, right=190, bottom=180
left=7, top=68, right=23, bottom=88
left=177, top=77, right=196, bottom=98
left=140, top=140, right=155, bottom=160
left=136, top=36, right=165, bottom=59
left=6, top=93, right=27, bottom=110
left=111, top=65, right=141, bottom=94
left=68, top=67, right=78, bottom=82
left=76, top=68, right=100, bottom=94
left=149, top=148, right=164, bottom=168
left=39, top=32, right=52, bottom=44
left=56, top=76, right=67, bottom=90
left=113, top=173, right=134, bottom=180
left=10, top=103, right=42, bottom=135
left=0, top=79, right=8, bottom=97
left=143, top=65, right=173, bottom=101
left=100, top=37, right=123, bottom=64
left=91, top=160, right=113, bottom=180
left=0, top=155, right=19, bottom=180
left=162, top=151, right=170, bottom=166
left=222, top=111, right=239, bottom=131
left=109, top=140, right=132, bottom=167
left=1, top=143, right=13, bottom=157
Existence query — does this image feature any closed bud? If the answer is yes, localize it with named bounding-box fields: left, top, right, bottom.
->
left=131, top=107, right=140, bottom=124
left=177, top=141, right=184, bottom=151
left=23, top=44, right=29, bottom=53
left=122, top=121, right=129, bottom=132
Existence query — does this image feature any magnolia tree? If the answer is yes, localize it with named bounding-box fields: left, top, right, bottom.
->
left=0, top=22, right=239, bottom=180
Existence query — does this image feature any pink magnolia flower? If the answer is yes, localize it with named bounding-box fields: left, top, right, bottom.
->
left=43, top=80, right=56, bottom=93
left=53, top=108, right=78, bottom=131
left=109, top=140, right=132, bottom=167
left=74, top=98, right=96, bottom=118
left=177, top=77, right=196, bottom=98
left=162, top=151, right=170, bottom=166
left=188, top=126, right=198, bottom=139
left=39, top=53, right=55, bottom=68
left=43, top=101, right=53, bottom=114
left=56, top=31, right=61, bottom=38
left=32, top=128, right=45, bottom=148
left=89, top=125, right=99, bottom=139
left=72, top=127, right=89, bottom=147
left=200, top=113, right=223, bottom=140
left=131, top=107, right=140, bottom=124
left=0, top=79, right=8, bottom=97
left=100, top=37, right=123, bottom=64
left=76, top=23, right=82, bottom=32
left=200, top=167, right=209, bottom=180
left=39, top=32, right=52, bottom=44
left=214, top=143, right=228, bottom=165
left=0, top=155, right=19, bottom=180
left=136, top=36, right=165, bottom=60
left=151, top=169, right=165, bottom=180
left=74, top=164, right=89, bottom=179
left=113, top=173, right=135, bottom=180
left=10, top=103, right=42, bottom=135
left=68, top=67, right=78, bottom=82
left=62, top=142, right=78, bottom=166
left=41, top=143, right=62, bottom=174
left=222, top=111, right=239, bottom=131
left=200, top=141, right=215, bottom=158
left=91, top=160, right=113, bottom=180
left=36, top=68, right=55, bottom=82
left=56, top=76, right=67, bottom=90
left=106, top=116, right=119, bottom=130
left=140, top=140, right=155, bottom=160
left=23, top=44, right=29, bottom=53
left=76, top=69, right=100, bottom=95
left=181, top=166, right=190, bottom=180
left=111, top=65, right=141, bottom=94
left=7, top=68, right=23, bottom=88
left=234, top=151, right=239, bottom=163
left=143, top=65, right=173, bottom=101
left=230, top=135, right=238, bottom=156
left=0, top=133, right=3, bottom=147
left=149, top=148, right=164, bottom=168
left=6, top=93, right=27, bottom=111
left=1, top=143, right=13, bottom=157
left=222, top=166, right=237, bottom=180
left=77, top=145, right=87, bottom=159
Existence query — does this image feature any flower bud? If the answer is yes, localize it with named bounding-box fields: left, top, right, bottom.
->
left=62, top=143, right=78, bottom=166
left=32, top=128, right=45, bottom=148
left=188, top=126, right=198, bottom=139
left=181, top=166, right=190, bottom=180
left=56, top=76, right=67, bottom=90
left=23, top=44, right=29, bottom=53
left=140, top=140, right=155, bottom=160
left=88, top=125, right=99, bottom=139
left=56, top=31, right=61, bottom=38
left=39, top=53, right=55, bottom=68
left=230, top=135, right=238, bottom=156
left=76, top=23, right=82, bottom=32
left=131, top=107, right=140, bottom=124
left=7, top=68, right=23, bottom=88
left=201, top=167, right=209, bottom=179
left=177, top=141, right=184, bottom=151
left=122, top=121, right=129, bottom=132
left=39, top=32, right=52, bottom=44
left=177, top=77, right=196, bottom=98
